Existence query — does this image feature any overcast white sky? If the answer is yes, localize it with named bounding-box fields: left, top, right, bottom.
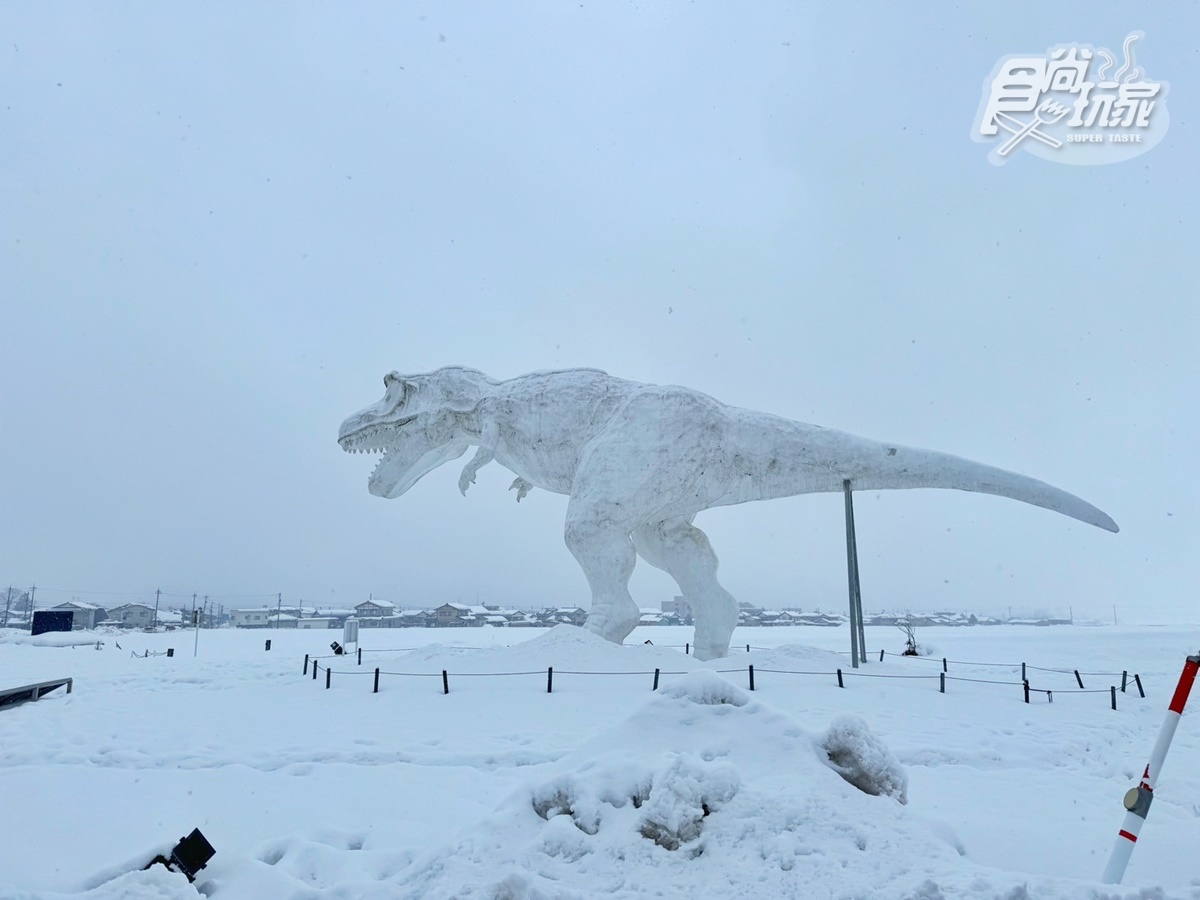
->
left=2, top=3, right=1196, bottom=622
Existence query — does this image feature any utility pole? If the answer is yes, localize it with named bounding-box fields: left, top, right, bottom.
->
left=277, top=592, right=282, bottom=629
left=30, top=584, right=37, bottom=612
left=3, top=586, right=11, bottom=628
left=842, top=480, right=864, bottom=668
left=153, top=588, right=161, bottom=629
left=1113, top=604, right=1118, bottom=626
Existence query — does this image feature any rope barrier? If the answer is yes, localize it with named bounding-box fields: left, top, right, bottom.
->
left=298, top=649, right=1146, bottom=712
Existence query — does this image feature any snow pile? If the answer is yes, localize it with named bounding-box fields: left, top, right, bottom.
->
left=821, top=714, right=909, bottom=803
left=397, top=671, right=969, bottom=898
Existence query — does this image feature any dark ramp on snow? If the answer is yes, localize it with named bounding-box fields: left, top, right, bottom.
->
left=0, top=677, right=73, bottom=709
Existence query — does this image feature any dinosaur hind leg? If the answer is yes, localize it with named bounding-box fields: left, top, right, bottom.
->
left=563, top=504, right=641, bottom=645
left=632, top=518, right=738, bottom=661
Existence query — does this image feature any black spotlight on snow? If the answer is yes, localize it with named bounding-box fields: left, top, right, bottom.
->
left=144, top=828, right=216, bottom=883
left=330, top=641, right=344, bottom=655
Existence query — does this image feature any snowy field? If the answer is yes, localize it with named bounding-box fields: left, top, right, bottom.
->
left=1, top=623, right=1198, bottom=899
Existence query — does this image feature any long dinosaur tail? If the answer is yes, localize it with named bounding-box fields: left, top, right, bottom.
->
left=748, top=421, right=1119, bottom=533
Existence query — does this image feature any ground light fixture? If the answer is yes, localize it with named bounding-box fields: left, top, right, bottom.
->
left=144, top=829, right=216, bottom=883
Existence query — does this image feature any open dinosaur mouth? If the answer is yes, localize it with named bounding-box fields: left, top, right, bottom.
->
left=339, top=417, right=417, bottom=482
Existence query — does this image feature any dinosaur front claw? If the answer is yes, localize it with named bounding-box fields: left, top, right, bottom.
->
left=458, top=469, right=476, bottom=495
left=509, top=477, right=533, bottom=502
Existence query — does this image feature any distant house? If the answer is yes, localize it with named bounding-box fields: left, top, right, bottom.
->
left=391, top=609, right=433, bottom=627
left=231, top=608, right=272, bottom=628
left=492, top=609, right=532, bottom=626
left=661, top=596, right=693, bottom=622
left=354, top=600, right=395, bottom=618
left=534, top=607, right=588, bottom=628
left=107, top=603, right=156, bottom=628
left=793, top=612, right=842, bottom=627
left=434, top=602, right=493, bottom=627
left=49, top=601, right=107, bottom=630
left=267, top=613, right=298, bottom=629
left=297, top=617, right=337, bottom=630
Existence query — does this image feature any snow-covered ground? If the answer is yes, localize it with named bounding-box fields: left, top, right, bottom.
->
left=1, top=624, right=1197, bottom=898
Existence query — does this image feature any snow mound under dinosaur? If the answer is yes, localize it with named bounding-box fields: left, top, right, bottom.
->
left=395, top=670, right=1105, bottom=899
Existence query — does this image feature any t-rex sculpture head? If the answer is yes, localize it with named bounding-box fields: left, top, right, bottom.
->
left=338, top=366, right=496, bottom=498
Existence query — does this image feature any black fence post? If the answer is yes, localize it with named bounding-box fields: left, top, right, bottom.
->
left=748, top=665, right=755, bottom=691
left=653, top=668, right=660, bottom=691
left=1021, top=662, right=1026, bottom=681
left=547, top=667, right=554, bottom=694
left=357, top=647, right=362, bottom=666
left=836, top=668, right=844, bottom=688
left=303, top=653, right=309, bottom=675
left=265, top=639, right=271, bottom=651
left=1134, top=674, right=1145, bottom=698
left=325, top=667, right=331, bottom=690
left=166, top=648, right=174, bottom=657
left=312, top=661, right=318, bottom=681
left=373, top=667, right=380, bottom=694
left=442, top=670, right=449, bottom=695
left=879, top=649, right=885, bottom=662
left=942, top=657, right=948, bottom=673
left=1121, top=670, right=1128, bottom=693
left=1074, top=670, right=1084, bottom=689
left=685, top=643, right=690, bottom=655
left=939, top=672, right=945, bottom=693
left=746, top=644, right=750, bottom=653
left=1023, top=680, right=1030, bottom=703
left=1111, top=686, right=1117, bottom=709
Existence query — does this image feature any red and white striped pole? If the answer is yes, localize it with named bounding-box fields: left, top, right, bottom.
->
left=1101, top=653, right=1200, bottom=884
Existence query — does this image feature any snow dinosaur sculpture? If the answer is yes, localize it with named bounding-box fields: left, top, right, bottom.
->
left=338, top=367, right=1117, bottom=660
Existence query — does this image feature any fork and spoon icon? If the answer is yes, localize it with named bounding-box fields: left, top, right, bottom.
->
left=995, top=100, right=1072, bottom=156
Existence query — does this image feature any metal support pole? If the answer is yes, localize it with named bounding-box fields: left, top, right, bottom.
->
left=153, top=588, right=160, bottom=630
left=842, top=479, right=862, bottom=668
left=1102, top=654, right=1200, bottom=884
